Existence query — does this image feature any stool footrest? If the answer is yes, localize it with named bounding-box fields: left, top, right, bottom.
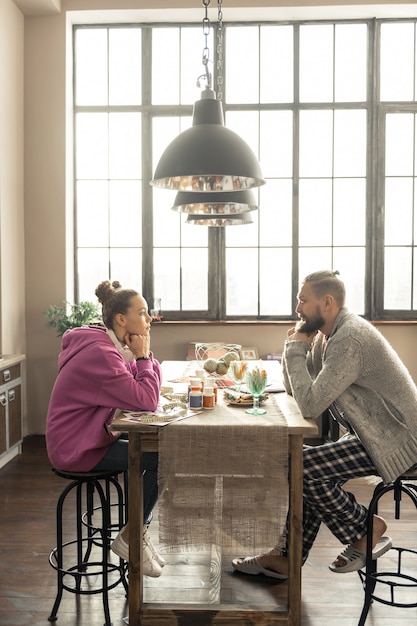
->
left=359, top=547, right=417, bottom=608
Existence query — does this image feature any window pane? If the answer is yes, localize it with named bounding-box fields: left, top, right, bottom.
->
left=333, top=179, right=366, bottom=246
left=260, top=25, right=293, bottom=103
left=299, top=179, right=332, bottom=246
left=260, top=111, right=293, bottom=178
left=334, top=110, right=367, bottom=177
left=75, top=28, right=108, bottom=106
left=299, top=110, right=333, bottom=177
left=226, top=210, right=259, bottom=248
left=77, top=181, right=109, bottom=247
left=299, top=248, right=333, bottom=282
left=385, top=113, right=414, bottom=176
left=381, top=22, right=415, bottom=101
left=260, top=248, right=293, bottom=316
left=109, top=113, right=141, bottom=179
left=181, top=248, right=208, bottom=310
left=300, top=25, right=333, bottom=102
left=181, top=217, right=208, bottom=248
left=335, top=24, right=367, bottom=102
left=226, top=248, right=258, bottom=315
left=332, top=248, right=365, bottom=314
left=385, top=247, right=412, bottom=309
left=110, top=248, right=142, bottom=293
left=226, top=27, right=259, bottom=103
left=154, top=249, right=180, bottom=310
left=226, top=111, right=260, bottom=158
left=385, top=178, right=413, bottom=245
left=77, top=248, right=109, bottom=302
left=109, top=28, right=141, bottom=105
left=109, top=181, right=142, bottom=247
left=152, top=28, right=180, bottom=104
left=76, top=113, right=108, bottom=179
left=153, top=189, right=180, bottom=247
left=259, top=180, right=292, bottom=247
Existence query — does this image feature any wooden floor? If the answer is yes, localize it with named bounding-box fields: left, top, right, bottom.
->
left=0, top=435, right=417, bottom=626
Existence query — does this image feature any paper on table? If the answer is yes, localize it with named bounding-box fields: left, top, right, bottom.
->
left=121, top=407, right=200, bottom=426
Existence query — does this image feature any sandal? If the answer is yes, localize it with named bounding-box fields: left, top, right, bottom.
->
left=329, top=535, right=392, bottom=573
left=232, top=556, right=288, bottom=580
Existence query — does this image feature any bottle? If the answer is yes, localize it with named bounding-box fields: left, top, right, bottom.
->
left=203, top=384, right=215, bottom=409
left=189, top=379, right=203, bottom=410
left=206, top=376, right=217, bottom=404
left=195, top=368, right=206, bottom=391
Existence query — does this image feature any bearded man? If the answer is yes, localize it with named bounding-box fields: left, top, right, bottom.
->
left=233, top=270, right=417, bottom=578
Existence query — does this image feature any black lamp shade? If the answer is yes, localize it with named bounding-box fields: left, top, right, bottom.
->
left=172, top=189, right=258, bottom=215
left=150, top=90, right=265, bottom=192
left=186, top=213, right=254, bottom=227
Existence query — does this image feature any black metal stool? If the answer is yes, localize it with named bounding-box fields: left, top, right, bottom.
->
left=48, top=468, right=128, bottom=626
left=357, top=467, right=417, bottom=625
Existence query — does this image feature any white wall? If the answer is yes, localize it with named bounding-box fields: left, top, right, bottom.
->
left=20, top=0, right=417, bottom=436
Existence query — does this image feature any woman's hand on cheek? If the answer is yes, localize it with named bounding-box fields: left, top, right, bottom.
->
left=125, top=333, right=150, bottom=358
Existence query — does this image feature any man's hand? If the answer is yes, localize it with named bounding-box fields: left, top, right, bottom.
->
left=287, top=322, right=318, bottom=346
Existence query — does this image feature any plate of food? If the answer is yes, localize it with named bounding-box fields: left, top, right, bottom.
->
left=223, top=389, right=269, bottom=406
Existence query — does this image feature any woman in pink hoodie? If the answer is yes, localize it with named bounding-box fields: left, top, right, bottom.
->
left=46, top=280, right=164, bottom=577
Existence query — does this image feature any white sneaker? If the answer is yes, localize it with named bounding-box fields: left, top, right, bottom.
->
left=111, top=528, right=162, bottom=578
left=143, top=524, right=166, bottom=567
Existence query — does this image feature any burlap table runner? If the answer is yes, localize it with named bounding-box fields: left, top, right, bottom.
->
left=158, top=395, right=288, bottom=555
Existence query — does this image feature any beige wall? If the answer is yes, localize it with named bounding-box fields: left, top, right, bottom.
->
left=7, top=0, right=416, bottom=436
left=0, top=1, right=26, bottom=436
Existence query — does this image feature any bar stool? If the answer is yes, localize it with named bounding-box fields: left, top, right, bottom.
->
left=357, top=467, right=417, bottom=625
left=48, top=468, right=128, bottom=626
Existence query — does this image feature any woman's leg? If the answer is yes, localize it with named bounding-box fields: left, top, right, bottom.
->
left=92, top=438, right=159, bottom=523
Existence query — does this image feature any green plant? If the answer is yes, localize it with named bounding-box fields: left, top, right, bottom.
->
left=44, top=301, right=102, bottom=337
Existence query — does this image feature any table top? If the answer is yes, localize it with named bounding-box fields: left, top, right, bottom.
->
left=111, top=360, right=317, bottom=438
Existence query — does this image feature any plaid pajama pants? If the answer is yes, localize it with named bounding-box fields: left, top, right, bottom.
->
left=279, top=433, right=379, bottom=563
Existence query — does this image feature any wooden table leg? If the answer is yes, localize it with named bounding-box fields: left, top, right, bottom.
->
left=128, top=432, right=144, bottom=626
left=287, top=433, right=303, bottom=626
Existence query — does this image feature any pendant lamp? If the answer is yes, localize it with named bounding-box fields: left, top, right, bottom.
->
left=150, top=0, right=265, bottom=201
left=151, top=87, right=265, bottom=192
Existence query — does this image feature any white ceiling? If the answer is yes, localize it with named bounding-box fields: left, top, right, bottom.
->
left=13, top=0, right=61, bottom=15
left=11, top=0, right=417, bottom=19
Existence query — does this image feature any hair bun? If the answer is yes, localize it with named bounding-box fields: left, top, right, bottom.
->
left=95, top=280, right=122, bottom=304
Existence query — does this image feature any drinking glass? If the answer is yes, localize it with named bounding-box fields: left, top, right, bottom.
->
left=245, top=366, right=268, bottom=415
left=228, top=360, right=248, bottom=393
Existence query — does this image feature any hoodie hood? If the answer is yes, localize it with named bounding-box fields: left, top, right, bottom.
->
left=59, top=325, right=109, bottom=370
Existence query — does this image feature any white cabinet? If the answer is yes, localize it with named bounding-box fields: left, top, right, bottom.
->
left=0, top=355, right=25, bottom=469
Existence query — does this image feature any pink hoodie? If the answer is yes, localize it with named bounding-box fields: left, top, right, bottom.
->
left=46, top=325, right=162, bottom=471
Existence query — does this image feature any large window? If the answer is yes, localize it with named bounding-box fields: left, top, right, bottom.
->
left=73, top=18, right=417, bottom=320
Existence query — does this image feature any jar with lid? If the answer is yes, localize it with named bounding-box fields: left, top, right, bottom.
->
left=189, top=378, right=203, bottom=410
left=204, top=379, right=217, bottom=403
left=202, top=384, right=215, bottom=409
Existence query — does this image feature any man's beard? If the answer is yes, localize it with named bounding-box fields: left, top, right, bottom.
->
left=297, top=309, right=325, bottom=335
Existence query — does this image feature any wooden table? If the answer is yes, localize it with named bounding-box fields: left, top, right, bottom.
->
left=111, top=361, right=317, bottom=626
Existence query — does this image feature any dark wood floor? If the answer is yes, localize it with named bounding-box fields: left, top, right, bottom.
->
left=0, top=435, right=416, bottom=626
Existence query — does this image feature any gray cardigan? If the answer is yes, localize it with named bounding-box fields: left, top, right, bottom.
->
left=282, top=307, right=417, bottom=483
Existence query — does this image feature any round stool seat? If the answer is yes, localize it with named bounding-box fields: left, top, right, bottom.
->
left=48, top=467, right=128, bottom=626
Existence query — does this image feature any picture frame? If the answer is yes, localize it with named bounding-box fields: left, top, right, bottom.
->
left=240, top=347, right=259, bottom=360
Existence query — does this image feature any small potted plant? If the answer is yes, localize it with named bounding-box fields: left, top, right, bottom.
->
left=44, top=301, right=102, bottom=337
